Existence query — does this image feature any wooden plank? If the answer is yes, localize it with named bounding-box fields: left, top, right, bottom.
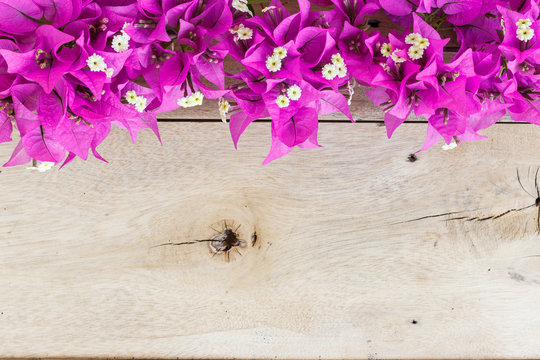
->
left=158, top=90, right=514, bottom=123
left=1, top=122, right=540, bottom=359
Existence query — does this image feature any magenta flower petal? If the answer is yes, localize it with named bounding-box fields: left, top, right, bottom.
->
left=195, top=57, right=225, bottom=89
left=22, top=125, right=65, bottom=163
left=276, top=106, right=318, bottom=147
left=33, top=0, right=83, bottom=27
left=229, top=111, right=257, bottom=149
left=437, top=0, right=482, bottom=25
left=3, top=140, right=31, bottom=167
left=263, top=122, right=294, bottom=165
left=317, top=90, right=353, bottom=121
left=428, top=109, right=466, bottom=143
left=159, top=53, right=190, bottom=93
left=380, top=0, right=414, bottom=16
left=38, top=91, right=66, bottom=128
left=384, top=112, right=407, bottom=138
left=418, top=123, right=443, bottom=152
left=0, top=111, right=12, bottom=143
left=0, top=1, right=42, bottom=35
left=296, top=28, right=336, bottom=67
left=55, top=116, right=94, bottom=160
left=70, top=69, right=107, bottom=99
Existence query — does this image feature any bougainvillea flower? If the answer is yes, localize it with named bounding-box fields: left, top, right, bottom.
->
left=0, top=25, right=76, bottom=94
left=0, top=1, right=42, bottom=35
left=0, top=0, right=539, bottom=169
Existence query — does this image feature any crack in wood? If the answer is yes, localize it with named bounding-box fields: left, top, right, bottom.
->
left=397, top=168, right=540, bottom=233
left=151, top=220, right=250, bottom=262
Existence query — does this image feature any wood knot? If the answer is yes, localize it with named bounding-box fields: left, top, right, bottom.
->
left=210, top=228, right=246, bottom=253
left=151, top=219, right=256, bottom=262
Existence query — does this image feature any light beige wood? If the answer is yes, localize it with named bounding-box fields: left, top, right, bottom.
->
left=157, top=90, right=514, bottom=122
left=1, top=122, right=540, bottom=358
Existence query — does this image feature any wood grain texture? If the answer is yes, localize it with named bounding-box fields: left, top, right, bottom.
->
left=1, top=122, right=540, bottom=358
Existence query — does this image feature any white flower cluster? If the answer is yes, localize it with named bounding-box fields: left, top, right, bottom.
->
left=125, top=90, right=148, bottom=113
left=177, top=91, right=204, bottom=108
left=381, top=33, right=430, bottom=64
left=232, top=0, right=253, bottom=16
left=230, top=24, right=253, bottom=40
left=266, top=47, right=287, bottom=72
left=380, top=43, right=393, bottom=57
left=516, top=18, right=534, bottom=42
left=405, top=32, right=429, bottom=60
left=275, top=84, right=302, bottom=108
left=218, top=98, right=230, bottom=122
left=111, top=31, right=131, bottom=52
left=86, top=53, right=115, bottom=78
left=111, top=23, right=131, bottom=53
left=321, top=53, right=347, bottom=80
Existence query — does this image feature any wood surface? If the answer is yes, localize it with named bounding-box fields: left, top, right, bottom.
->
left=1, top=121, right=540, bottom=359
left=0, top=2, right=535, bottom=358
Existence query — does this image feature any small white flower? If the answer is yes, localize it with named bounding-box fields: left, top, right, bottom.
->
left=184, top=96, right=197, bottom=107
left=391, top=50, right=406, bottom=63
left=276, top=95, right=290, bottom=108
left=405, top=33, right=422, bottom=45
left=262, top=5, right=276, bottom=13
left=266, top=55, right=282, bottom=72
left=442, top=140, right=457, bottom=150
left=135, top=96, right=147, bottom=113
left=408, top=45, right=424, bottom=60
left=331, top=53, right=344, bottom=66
left=219, top=98, right=230, bottom=122
left=322, top=63, right=338, bottom=80
left=501, top=18, right=506, bottom=35
left=517, top=26, right=534, bottom=41
left=232, top=0, right=252, bottom=15
left=287, top=85, right=302, bottom=101
left=177, top=97, right=188, bottom=108
left=414, top=37, right=430, bottom=49
left=126, top=90, right=137, bottom=104
left=27, top=161, right=55, bottom=172
left=192, top=91, right=204, bottom=106
left=177, top=95, right=200, bottom=108
left=516, top=18, right=532, bottom=28
left=111, top=33, right=130, bottom=53
left=37, top=161, right=55, bottom=172
left=237, top=26, right=253, bottom=40
left=105, top=67, right=114, bottom=78
left=336, top=63, right=347, bottom=78
left=87, top=53, right=107, bottom=72
left=380, top=43, right=392, bottom=57
left=273, top=46, right=287, bottom=60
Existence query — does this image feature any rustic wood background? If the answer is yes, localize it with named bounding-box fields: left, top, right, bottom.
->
left=1, top=5, right=540, bottom=360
